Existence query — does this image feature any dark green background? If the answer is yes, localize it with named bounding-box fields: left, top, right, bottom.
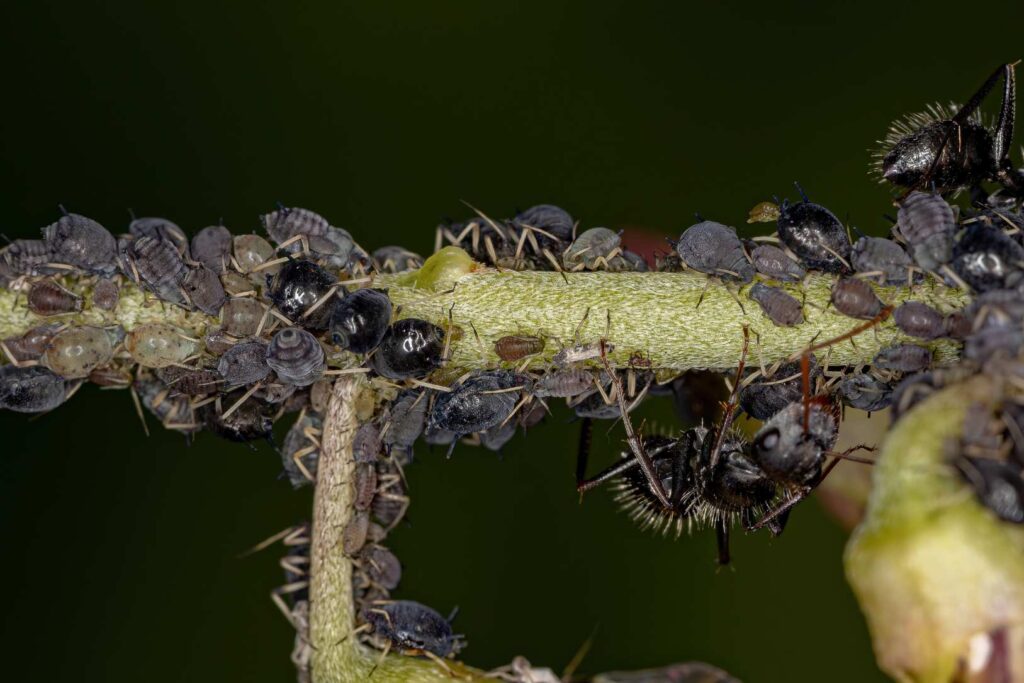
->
left=2, top=2, right=1022, bottom=681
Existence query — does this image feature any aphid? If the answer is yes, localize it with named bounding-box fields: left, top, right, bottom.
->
left=182, top=265, right=227, bottom=315
left=830, top=277, right=883, bottom=320
left=749, top=244, right=806, bottom=282
left=0, top=365, right=66, bottom=413
left=838, top=373, right=894, bottom=412
left=257, top=380, right=299, bottom=406
left=200, top=390, right=275, bottom=443
left=851, top=236, right=913, bottom=284
left=126, top=323, right=198, bottom=368
left=369, top=319, right=445, bottom=380
left=480, top=419, right=518, bottom=452
left=1, top=239, right=55, bottom=276
left=747, top=283, right=803, bottom=327
left=426, top=371, right=521, bottom=454
left=203, top=328, right=237, bottom=357
left=43, top=325, right=113, bottom=379
left=219, top=271, right=252, bottom=297
left=1, top=324, right=61, bottom=363
left=281, top=413, right=322, bottom=487
left=361, top=600, right=464, bottom=659
left=330, top=289, right=392, bottom=353
left=529, top=368, right=594, bottom=398
left=613, top=250, right=650, bottom=272
left=155, top=365, right=222, bottom=396
left=747, top=201, right=781, bottom=224
left=878, top=64, right=1024, bottom=196
left=955, top=457, right=1024, bottom=524
left=552, top=341, right=610, bottom=368
left=353, top=422, right=382, bottom=463
left=220, top=298, right=266, bottom=338
left=773, top=185, right=851, bottom=273
left=128, top=234, right=186, bottom=294
left=893, top=301, right=946, bottom=340
left=27, top=280, right=82, bottom=315
left=190, top=225, right=233, bottom=274
left=342, top=510, right=370, bottom=556
left=217, top=341, right=271, bottom=387
left=372, top=246, right=423, bottom=274
left=382, top=390, right=428, bottom=458
left=266, top=328, right=325, bottom=387
left=358, top=546, right=402, bottom=591
left=873, top=344, right=932, bottom=372
left=895, top=191, right=957, bottom=272
left=266, top=259, right=338, bottom=330
left=513, top=204, right=575, bottom=243
left=306, top=227, right=356, bottom=269
left=261, top=206, right=330, bottom=246
left=233, top=234, right=277, bottom=274
left=943, top=310, right=972, bottom=340
left=739, top=360, right=819, bottom=421
left=88, top=364, right=133, bottom=388
left=309, top=378, right=333, bottom=414
left=494, top=335, right=545, bottom=362
left=129, top=216, right=189, bottom=256
left=675, top=221, right=753, bottom=282
left=372, top=460, right=410, bottom=528
left=353, top=463, right=378, bottom=511
left=92, top=278, right=119, bottom=310
left=951, top=223, right=1024, bottom=292
left=563, top=227, right=622, bottom=270
left=133, top=374, right=200, bottom=436
left=42, top=212, right=117, bottom=274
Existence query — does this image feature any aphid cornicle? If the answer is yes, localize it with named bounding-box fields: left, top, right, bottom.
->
left=830, top=277, right=884, bottom=320
left=369, top=319, right=445, bottom=380
left=893, top=301, right=946, bottom=340
left=773, top=185, right=851, bottom=273
left=749, top=244, right=806, bottom=282
left=126, top=323, right=198, bottom=368
left=267, top=259, right=338, bottom=330
left=361, top=600, right=464, bottom=658
left=878, top=63, right=1024, bottom=196
left=426, top=371, right=521, bottom=453
left=675, top=221, right=754, bottom=282
left=951, top=223, right=1024, bottom=292
left=261, top=206, right=329, bottom=246
left=220, top=298, right=266, bottom=338
left=494, top=335, right=545, bottom=362
left=43, top=213, right=118, bottom=274
left=27, top=280, right=82, bottom=316
left=218, top=341, right=271, bottom=387
left=266, top=328, right=325, bottom=387
left=896, top=191, right=957, bottom=272
left=43, top=325, right=113, bottom=379
left=191, top=225, right=233, bottom=274
left=330, top=289, right=392, bottom=353
left=182, top=264, right=227, bottom=315
left=851, top=236, right=913, bottom=284
left=91, top=277, right=119, bottom=311
left=0, top=365, right=66, bottom=413
left=747, top=282, right=803, bottom=327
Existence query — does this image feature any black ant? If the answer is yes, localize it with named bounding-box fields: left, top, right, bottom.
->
left=879, top=63, right=1024, bottom=197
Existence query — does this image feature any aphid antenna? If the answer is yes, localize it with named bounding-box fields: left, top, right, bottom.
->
left=793, top=181, right=810, bottom=203
left=57, top=203, right=69, bottom=216
left=693, top=211, right=705, bottom=222
left=460, top=200, right=508, bottom=241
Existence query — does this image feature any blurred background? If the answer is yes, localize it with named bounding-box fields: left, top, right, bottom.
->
left=2, top=1, right=1023, bottom=681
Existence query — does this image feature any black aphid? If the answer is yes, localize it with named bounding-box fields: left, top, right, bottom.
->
left=266, top=259, right=337, bottom=330
left=218, top=341, right=271, bottom=387
left=878, top=64, right=1023, bottom=196
left=750, top=244, right=806, bottom=282
left=851, top=236, right=913, bottom=284
left=191, top=225, right=233, bottom=274
left=775, top=184, right=851, bottom=273
left=951, top=223, right=1024, bottom=292
left=330, top=289, right=392, bottom=353
left=513, top=204, right=575, bottom=243
left=748, top=282, right=803, bottom=327
left=43, top=213, right=117, bottom=274
left=425, top=371, right=521, bottom=453
left=675, top=221, right=753, bottom=282
left=895, top=191, right=957, bottom=272
left=361, top=600, right=464, bottom=658
left=369, top=319, right=444, bottom=380
left=0, top=365, right=66, bottom=413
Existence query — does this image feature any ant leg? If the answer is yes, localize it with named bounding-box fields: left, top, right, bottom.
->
left=575, top=417, right=593, bottom=490
left=708, top=325, right=750, bottom=470
left=766, top=509, right=791, bottom=537
left=715, top=518, right=731, bottom=566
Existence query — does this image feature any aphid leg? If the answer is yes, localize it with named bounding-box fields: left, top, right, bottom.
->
left=714, top=518, right=731, bottom=566
left=595, top=340, right=670, bottom=507
left=695, top=276, right=712, bottom=310
left=421, top=650, right=461, bottom=678
left=367, top=640, right=392, bottom=678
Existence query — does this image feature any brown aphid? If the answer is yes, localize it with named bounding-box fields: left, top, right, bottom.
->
left=353, top=422, right=382, bottom=463
left=353, top=462, right=378, bottom=511
left=220, top=271, right=254, bottom=297
left=830, top=277, right=883, bottom=320
left=748, top=282, right=804, bottom=327
left=155, top=365, right=222, bottom=396
left=893, top=301, right=946, bottom=340
left=92, top=278, right=119, bottom=310
left=203, top=328, right=237, bottom=356
left=2, top=324, right=62, bottom=363
left=309, top=378, right=333, bottom=414
left=233, top=234, right=276, bottom=274
left=126, top=323, right=198, bottom=368
left=342, top=510, right=370, bottom=556
left=944, top=311, right=972, bottom=340
left=494, top=334, right=545, bottom=361
left=43, top=325, right=113, bottom=379
left=359, top=546, right=402, bottom=591
left=182, top=265, right=227, bottom=316
left=27, top=280, right=82, bottom=316
left=220, top=298, right=265, bottom=337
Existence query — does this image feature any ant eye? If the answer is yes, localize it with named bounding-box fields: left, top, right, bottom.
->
left=757, top=428, right=780, bottom=451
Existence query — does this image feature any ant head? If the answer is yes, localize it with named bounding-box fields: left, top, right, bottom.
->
left=752, top=398, right=838, bottom=488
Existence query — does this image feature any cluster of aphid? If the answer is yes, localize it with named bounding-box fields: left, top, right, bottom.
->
left=3, top=63, right=1024, bottom=677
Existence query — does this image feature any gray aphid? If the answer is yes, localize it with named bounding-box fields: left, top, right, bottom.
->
left=182, top=265, right=227, bottom=315
left=129, top=235, right=186, bottom=290
left=896, top=191, right=956, bottom=271
left=1, top=239, right=56, bottom=276
left=530, top=369, right=594, bottom=398
left=266, top=328, right=325, bottom=387
left=43, top=213, right=117, bottom=274
left=129, top=217, right=189, bottom=257
left=217, top=341, right=271, bottom=386
left=563, top=227, right=622, bottom=269
left=893, top=301, right=946, bottom=340
left=830, top=277, right=884, bottom=320
left=838, top=373, right=893, bottom=412
left=750, top=244, right=806, bottom=282
left=675, top=221, right=753, bottom=283
left=383, top=390, right=428, bottom=457
left=851, top=236, right=913, bottom=284
left=261, top=206, right=330, bottom=246
left=0, top=365, right=66, bottom=413
left=372, top=246, right=423, bottom=274
left=748, top=282, right=804, bottom=327
left=191, top=225, right=233, bottom=274
left=872, top=344, right=932, bottom=372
